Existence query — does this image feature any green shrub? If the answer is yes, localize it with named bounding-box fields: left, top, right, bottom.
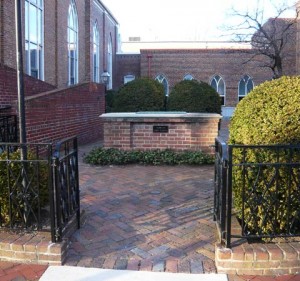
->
left=229, top=76, right=300, bottom=236
left=112, top=78, right=165, bottom=112
left=167, top=80, right=221, bottom=113
left=0, top=149, right=49, bottom=225
left=105, top=90, right=116, bottom=113
left=84, top=148, right=214, bottom=166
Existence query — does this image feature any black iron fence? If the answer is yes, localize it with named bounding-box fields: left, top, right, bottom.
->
left=0, top=115, right=18, bottom=144
left=214, top=137, right=229, bottom=245
left=214, top=137, right=300, bottom=248
left=0, top=136, right=80, bottom=243
left=51, top=137, right=80, bottom=242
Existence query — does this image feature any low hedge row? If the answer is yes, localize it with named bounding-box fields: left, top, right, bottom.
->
left=84, top=148, right=214, bottom=166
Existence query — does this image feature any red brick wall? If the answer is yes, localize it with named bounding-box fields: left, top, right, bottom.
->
left=0, top=64, right=55, bottom=106
left=115, top=54, right=141, bottom=89
left=216, top=240, right=300, bottom=275
left=140, top=49, right=274, bottom=107
left=21, top=82, right=105, bottom=144
left=54, top=0, right=87, bottom=88
left=0, top=0, right=16, bottom=68
left=0, top=64, right=105, bottom=145
left=90, top=1, right=119, bottom=86
left=44, top=0, right=57, bottom=86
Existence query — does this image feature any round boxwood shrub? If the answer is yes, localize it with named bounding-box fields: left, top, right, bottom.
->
left=0, top=149, right=49, bottom=226
left=229, top=76, right=300, bottom=236
left=167, top=80, right=221, bottom=113
left=112, top=78, right=165, bottom=112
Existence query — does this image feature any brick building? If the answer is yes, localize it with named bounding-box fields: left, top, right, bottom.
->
left=0, top=0, right=119, bottom=143
left=0, top=0, right=119, bottom=89
left=115, top=18, right=298, bottom=117
left=0, top=1, right=299, bottom=144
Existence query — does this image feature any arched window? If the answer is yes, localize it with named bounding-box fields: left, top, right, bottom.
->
left=25, top=0, right=44, bottom=79
left=155, top=75, right=169, bottom=96
left=183, top=74, right=194, bottom=80
left=124, top=75, right=135, bottom=84
left=107, top=35, right=113, bottom=90
left=93, top=22, right=100, bottom=83
left=211, top=75, right=226, bottom=106
left=68, top=0, right=78, bottom=85
left=238, top=75, right=254, bottom=101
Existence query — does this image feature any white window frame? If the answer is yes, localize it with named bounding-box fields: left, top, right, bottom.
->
left=25, top=0, right=44, bottom=80
left=183, top=74, right=194, bottom=80
left=68, top=0, right=79, bottom=85
left=210, top=75, right=226, bottom=106
left=124, top=75, right=135, bottom=84
left=93, top=22, right=100, bottom=83
left=107, top=36, right=113, bottom=90
left=155, top=74, right=169, bottom=96
left=238, top=75, right=254, bottom=101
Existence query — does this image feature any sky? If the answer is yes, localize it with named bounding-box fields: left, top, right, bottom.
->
left=101, top=0, right=297, bottom=41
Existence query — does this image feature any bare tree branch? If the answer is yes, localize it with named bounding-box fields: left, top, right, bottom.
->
left=223, top=1, right=298, bottom=78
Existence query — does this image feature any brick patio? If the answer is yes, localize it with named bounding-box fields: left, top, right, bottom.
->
left=2, top=141, right=300, bottom=280
left=65, top=142, right=217, bottom=273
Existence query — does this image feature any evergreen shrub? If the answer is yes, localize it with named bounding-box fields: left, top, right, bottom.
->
left=229, top=76, right=300, bottom=236
left=167, top=80, right=221, bottom=113
left=112, top=78, right=165, bottom=112
left=84, top=148, right=214, bottom=166
left=0, top=149, right=49, bottom=225
left=105, top=90, right=116, bottom=113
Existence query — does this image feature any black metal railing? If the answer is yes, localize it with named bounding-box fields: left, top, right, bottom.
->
left=0, top=115, right=18, bottom=145
left=0, top=136, right=80, bottom=242
left=214, top=137, right=229, bottom=245
left=0, top=142, right=53, bottom=231
left=51, top=136, right=80, bottom=242
left=214, top=137, right=300, bottom=248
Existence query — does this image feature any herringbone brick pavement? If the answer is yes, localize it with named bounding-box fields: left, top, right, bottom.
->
left=64, top=142, right=217, bottom=273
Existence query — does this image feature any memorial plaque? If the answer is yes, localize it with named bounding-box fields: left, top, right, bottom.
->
left=153, top=125, right=169, bottom=133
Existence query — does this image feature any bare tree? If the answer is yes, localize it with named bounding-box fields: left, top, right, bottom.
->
left=225, top=1, right=299, bottom=78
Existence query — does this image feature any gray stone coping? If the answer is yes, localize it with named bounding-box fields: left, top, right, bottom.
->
left=100, top=112, right=222, bottom=119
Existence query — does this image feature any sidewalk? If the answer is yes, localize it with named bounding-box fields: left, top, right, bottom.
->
left=40, top=266, right=227, bottom=281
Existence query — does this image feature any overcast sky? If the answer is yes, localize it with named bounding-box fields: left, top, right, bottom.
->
left=101, top=0, right=297, bottom=41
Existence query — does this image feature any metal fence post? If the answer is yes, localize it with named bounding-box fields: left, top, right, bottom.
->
left=73, top=137, right=80, bottom=230
left=226, top=145, right=233, bottom=248
left=50, top=155, right=62, bottom=242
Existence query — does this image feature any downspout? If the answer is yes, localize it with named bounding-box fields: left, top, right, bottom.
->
left=54, top=0, right=58, bottom=86
left=147, top=53, right=152, bottom=78
left=0, top=0, right=4, bottom=64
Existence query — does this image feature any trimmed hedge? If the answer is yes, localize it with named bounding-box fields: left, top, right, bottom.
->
left=167, top=80, right=221, bottom=113
left=84, top=148, right=214, bottom=166
left=229, top=76, right=300, bottom=236
left=112, top=78, right=165, bottom=112
left=229, top=76, right=300, bottom=145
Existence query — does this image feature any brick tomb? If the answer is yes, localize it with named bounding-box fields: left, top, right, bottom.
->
left=101, top=112, right=222, bottom=154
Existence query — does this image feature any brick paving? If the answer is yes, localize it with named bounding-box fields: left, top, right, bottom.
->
left=65, top=144, right=218, bottom=273
left=2, top=141, right=300, bottom=280
left=0, top=261, right=47, bottom=281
